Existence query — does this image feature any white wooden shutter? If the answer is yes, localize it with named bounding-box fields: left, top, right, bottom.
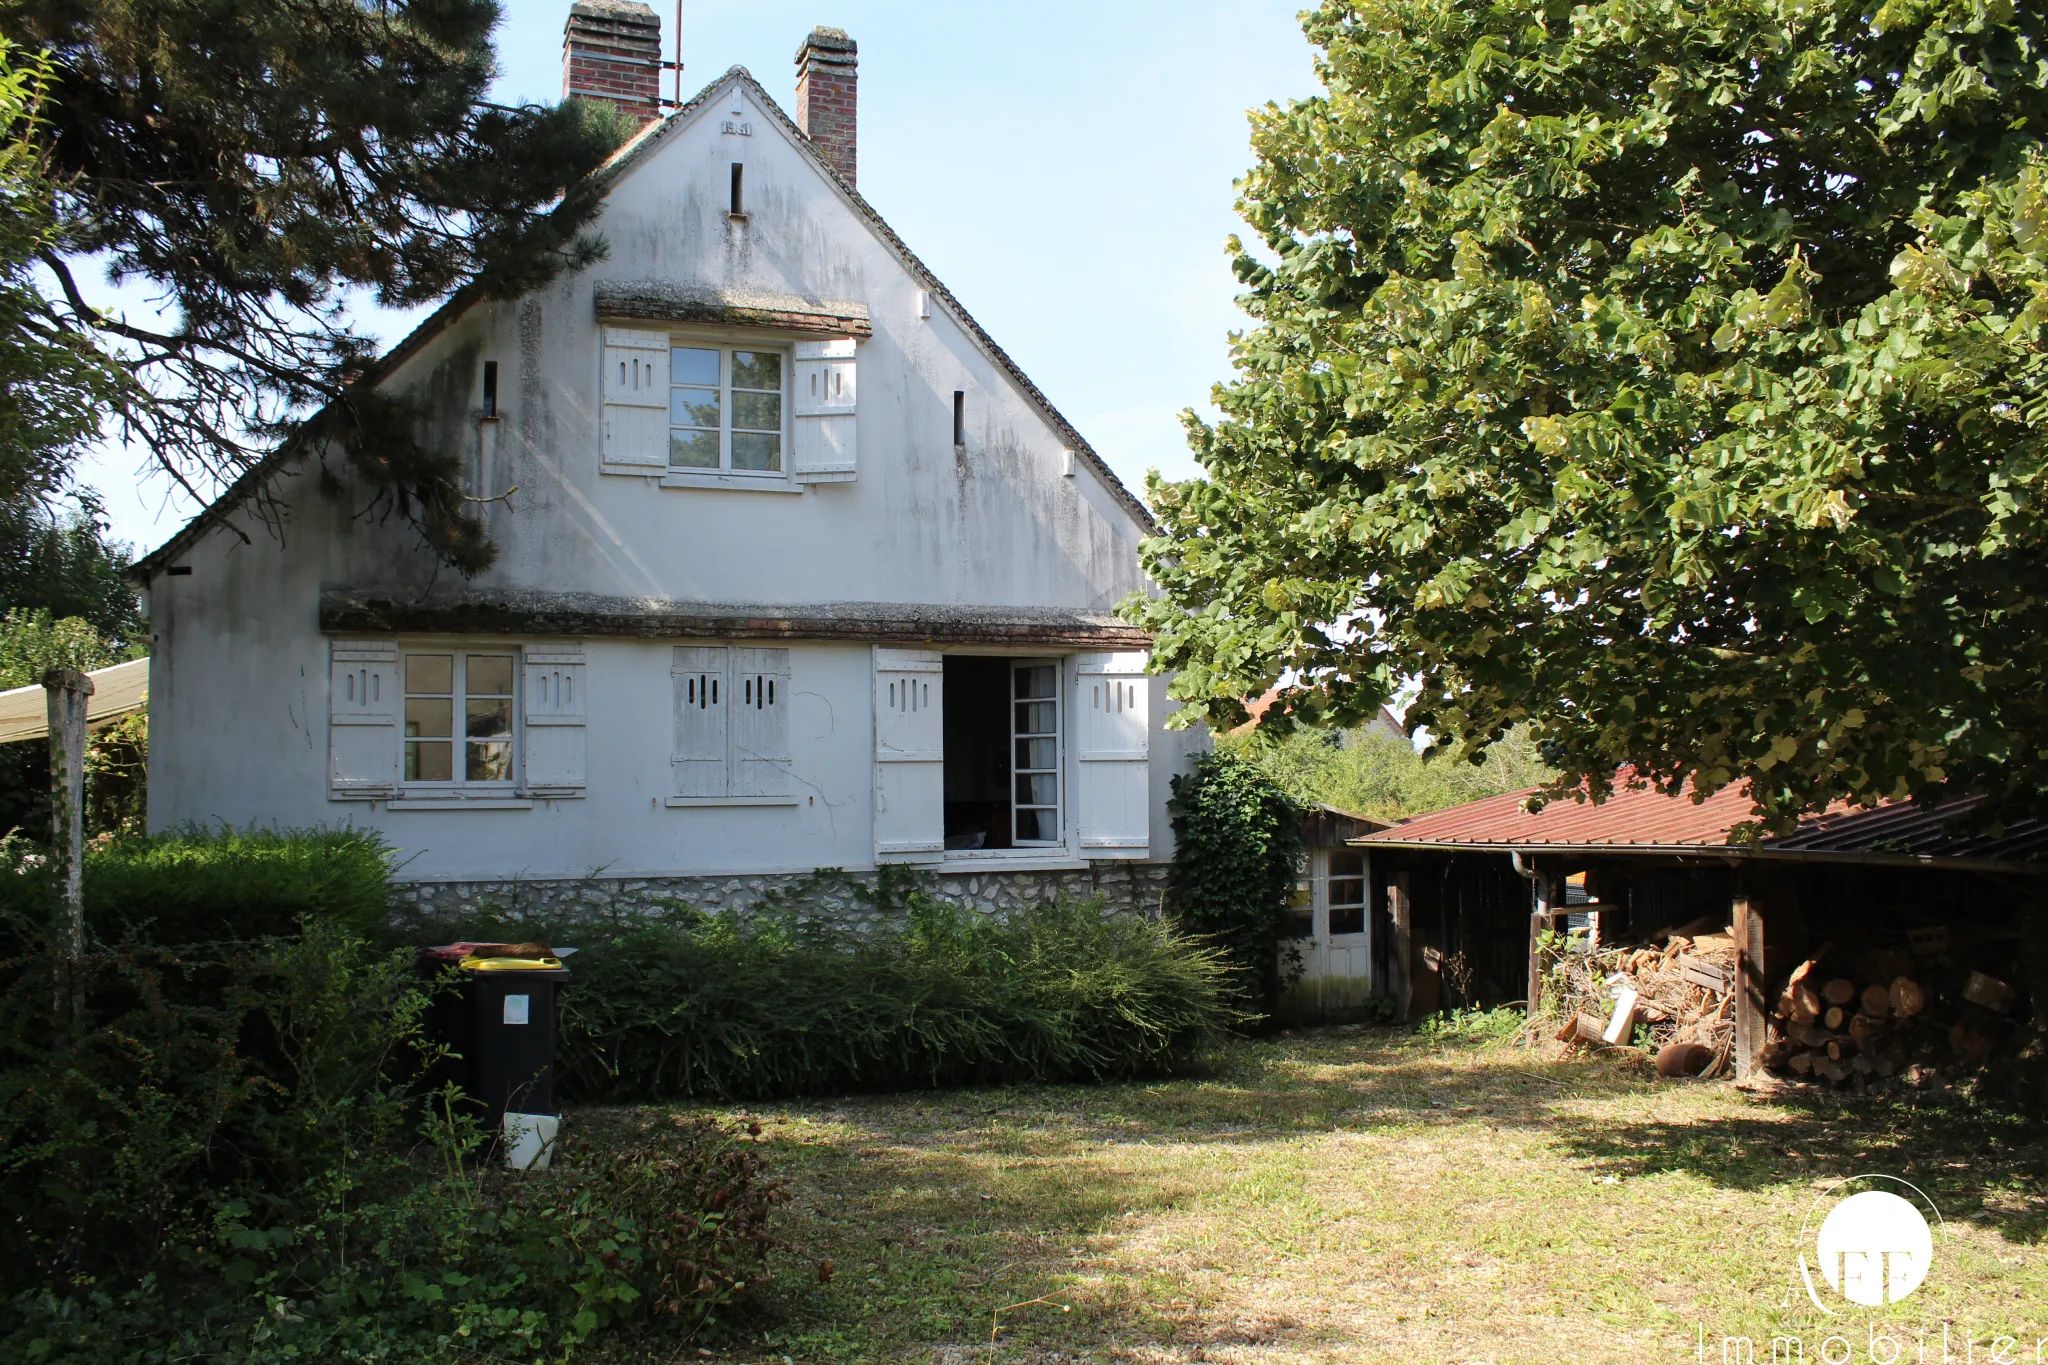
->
left=522, top=644, right=586, bottom=797
left=873, top=646, right=943, bottom=861
left=672, top=646, right=728, bottom=796
left=1074, top=652, right=1150, bottom=857
left=602, top=326, right=668, bottom=469
left=731, top=647, right=792, bottom=797
left=793, top=337, right=857, bottom=483
left=329, top=640, right=398, bottom=798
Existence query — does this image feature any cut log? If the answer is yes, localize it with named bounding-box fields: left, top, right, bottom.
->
left=1963, top=972, right=2014, bottom=1014
left=1575, top=1012, right=1608, bottom=1045
left=1821, top=1059, right=1849, bottom=1083
left=1824, top=1005, right=1847, bottom=1031
left=1789, top=986, right=1822, bottom=1025
left=1848, top=1014, right=1880, bottom=1046
left=1948, top=1023, right=1994, bottom=1067
left=1889, top=976, right=1926, bottom=1018
left=1861, top=984, right=1892, bottom=1018
left=1788, top=1051, right=1816, bottom=1075
left=1656, top=1042, right=1714, bottom=1078
left=1792, top=1023, right=1831, bottom=1049
left=1826, top=1038, right=1858, bottom=1062
left=1823, top=978, right=1857, bottom=1007
left=1760, top=1041, right=1790, bottom=1070
left=1851, top=1054, right=1877, bottom=1075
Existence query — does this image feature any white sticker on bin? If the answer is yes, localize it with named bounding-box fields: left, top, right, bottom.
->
left=503, top=993, right=530, bottom=1026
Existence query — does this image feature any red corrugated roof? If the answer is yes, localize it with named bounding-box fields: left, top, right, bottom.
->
left=1358, top=776, right=1758, bottom=849
left=1356, top=774, right=2048, bottom=865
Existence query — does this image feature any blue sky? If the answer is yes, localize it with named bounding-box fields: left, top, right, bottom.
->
left=78, top=0, right=1321, bottom=554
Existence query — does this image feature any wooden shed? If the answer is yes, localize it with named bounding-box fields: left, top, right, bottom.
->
left=1354, top=779, right=2048, bottom=1081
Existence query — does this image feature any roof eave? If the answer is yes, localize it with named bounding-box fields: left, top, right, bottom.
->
left=1349, top=837, right=2048, bottom=876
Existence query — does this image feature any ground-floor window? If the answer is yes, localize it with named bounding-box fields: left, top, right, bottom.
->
left=403, top=651, right=516, bottom=786
left=942, top=656, right=1063, bottom=850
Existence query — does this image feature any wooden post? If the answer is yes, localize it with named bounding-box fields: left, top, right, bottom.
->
left=1732, top=893, right=1766, bottom=1081
left=1389, top=871, right=1413, bottom=1021
left=45, top=668, right=93, bottom=1016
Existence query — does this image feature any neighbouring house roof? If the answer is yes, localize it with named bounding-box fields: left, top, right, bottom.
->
left=130, top=65, right=1153, bottom=584
left=0, top=657, right=149, bottom=743
left=1355, top=776, right=2048, bottom=873
left=1236, top=689, right=1408, bottom=741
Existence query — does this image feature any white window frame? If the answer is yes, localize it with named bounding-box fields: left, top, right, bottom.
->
left=598, top=326, right=801, bottom=493
left=399, top=648, right=520, bottom=798
left=1009, top=659, right=1063, bottom=848
left=940, top=650, right=1082, bottom=868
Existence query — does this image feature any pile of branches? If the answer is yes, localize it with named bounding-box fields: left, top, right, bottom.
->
left=1549, top=929, right=1740, bottom=1077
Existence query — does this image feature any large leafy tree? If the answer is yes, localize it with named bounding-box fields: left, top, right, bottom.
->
left=3, top=0, right=628, bottom=572
left=1129, top=0, right=2048, bottom=832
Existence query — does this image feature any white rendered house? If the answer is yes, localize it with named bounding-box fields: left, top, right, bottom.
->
left=132, top=8, right=1206, bottom=918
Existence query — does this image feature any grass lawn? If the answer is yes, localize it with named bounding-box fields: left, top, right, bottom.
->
left=613, top=1024, right=2048, bottom=1364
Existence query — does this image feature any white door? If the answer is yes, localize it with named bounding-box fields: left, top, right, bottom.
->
left=1299, top=847, right=1373, bottom=1014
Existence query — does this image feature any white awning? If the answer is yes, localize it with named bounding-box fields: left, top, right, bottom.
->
left=0, top=657, right=150, bottom=744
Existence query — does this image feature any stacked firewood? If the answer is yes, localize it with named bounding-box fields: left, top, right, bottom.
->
left=1762, top=935, right=2019, bottom=1089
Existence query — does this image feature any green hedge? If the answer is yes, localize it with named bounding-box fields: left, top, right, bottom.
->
left=458, top=879, right=1238, bottom=1101
left=0, top=825, right=393, bottom=945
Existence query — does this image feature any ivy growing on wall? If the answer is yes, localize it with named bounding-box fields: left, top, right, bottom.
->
left=1166, top=752, right=1304, bottom=1016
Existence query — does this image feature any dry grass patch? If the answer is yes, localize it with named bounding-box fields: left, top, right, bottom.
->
left=613, top=1027, right=2048, bottom=1364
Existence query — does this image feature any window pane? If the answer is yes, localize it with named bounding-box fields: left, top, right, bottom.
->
left=406, top=654, right=452, bottom=695
left=1015, top=665, right=1057, bottom=700
left=1015, top=808, right=1059, bottom=843
left=731, top=350, right=781, bottom=390
left=733, top=390, right=781, bottom=431
left=731, top=431, right=781, bottom=471
left=1329, top=877, right=1366, bottom=907
left=1015, top=773, right=1057, bottom=806
left=671, top=388, right=720, bottom=427
left=671, top=347, right=718, bottom=386
left=1330, top=905, right=1366, bottom=936
left=406, top=740, right=453, bottom=782
left=405, top=697, right=452, bottom=738
left=1015, top=700, right=1056, bottom=736
left=670, top=429, right=719, bottom=468
left=1330, top=849, right=1366, bottom=878
left=466, top=697, right=512, bottom=739
left=1283, top=907, right=1315, bottom=939
left=1016, top=737, right=1056, bottom=771
left=467, top=740, right=513, bottom=782
left=467, top=655, right=514, bottom=696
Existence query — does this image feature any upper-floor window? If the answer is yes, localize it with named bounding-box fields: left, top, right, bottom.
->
left=669, top=346, right=784, bottom=475
left=404, top=651, right=516, bottom=786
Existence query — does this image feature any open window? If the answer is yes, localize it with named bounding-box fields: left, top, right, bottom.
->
left=942, top=657, right=1061, bottom=850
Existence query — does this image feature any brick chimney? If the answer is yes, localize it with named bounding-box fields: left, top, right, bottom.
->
left=795, top=27, right=857, bottom=185
left=564, top=0, right=663, bottom=127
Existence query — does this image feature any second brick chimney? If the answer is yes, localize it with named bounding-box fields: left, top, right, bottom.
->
left=564, top=1, right=663, bottom=127
left=795, top=27, right=857, bottom=185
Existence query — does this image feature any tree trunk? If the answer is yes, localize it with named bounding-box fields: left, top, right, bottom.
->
left=44, top=668, right=94, bottom=1021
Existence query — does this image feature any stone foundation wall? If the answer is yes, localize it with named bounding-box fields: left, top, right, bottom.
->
left=391, top=862, right=1171, bottom=928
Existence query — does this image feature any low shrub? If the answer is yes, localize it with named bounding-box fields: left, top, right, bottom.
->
left=0, top=916, right=784, bottom=1362
left=0, top=823, right=394, bottom=946
left=457, top=877, right=1237, bottom=1101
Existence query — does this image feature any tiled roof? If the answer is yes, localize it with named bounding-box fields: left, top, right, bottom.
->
left=1356, top=775, right=2048, bottom=869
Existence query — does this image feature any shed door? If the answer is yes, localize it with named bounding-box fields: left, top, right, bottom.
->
left=873, top=647, right=943, bottom=862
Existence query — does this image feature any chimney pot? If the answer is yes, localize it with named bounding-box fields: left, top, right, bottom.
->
left=564, top=0, right=663, bottom=127
left=795, top=26, right=857, bottom=185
